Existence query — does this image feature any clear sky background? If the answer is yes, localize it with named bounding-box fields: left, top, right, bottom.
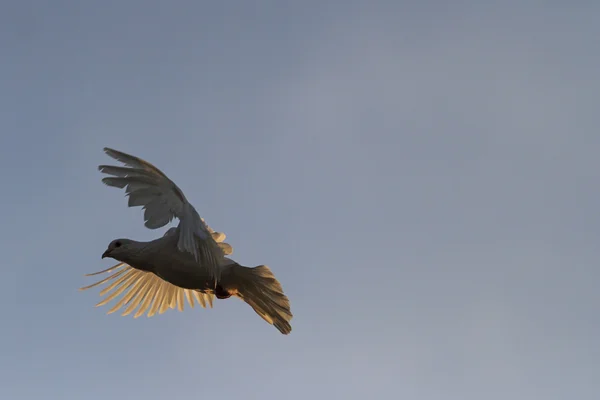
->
left=1, top=1, right=599, bottom=399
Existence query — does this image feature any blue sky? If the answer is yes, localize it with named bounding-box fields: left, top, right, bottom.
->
left=1, top=1, right=599, bottom=398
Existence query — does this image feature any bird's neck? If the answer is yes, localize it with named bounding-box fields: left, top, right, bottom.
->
left=117, top=240, right=157, bottom=272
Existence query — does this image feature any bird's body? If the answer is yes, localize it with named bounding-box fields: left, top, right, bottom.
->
left=111, top=237, right=218, bottom=290
left=81, top=148, right=293, bottom=334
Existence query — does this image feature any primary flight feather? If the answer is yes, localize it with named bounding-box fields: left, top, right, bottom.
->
left=80, top=148, right=293, bottom=334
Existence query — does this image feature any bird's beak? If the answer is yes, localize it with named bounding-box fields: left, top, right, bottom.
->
left=101, top=249, right=110, bottom=259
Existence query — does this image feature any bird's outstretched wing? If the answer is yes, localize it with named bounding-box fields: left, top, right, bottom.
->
left=99, top=147, right=225, bottom=281
left=80, top=230, right=232, bottom=317
left=79, top=262, right=215, bottom=318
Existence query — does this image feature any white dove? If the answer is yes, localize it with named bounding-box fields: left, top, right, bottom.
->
left=80, top=148, right=292, bottom=334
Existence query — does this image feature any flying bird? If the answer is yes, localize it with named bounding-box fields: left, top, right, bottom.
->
left=80, top=148, right=292, bottom=334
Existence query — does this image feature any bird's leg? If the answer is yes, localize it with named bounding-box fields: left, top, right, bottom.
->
left=214, top=285, right=232, bottom=299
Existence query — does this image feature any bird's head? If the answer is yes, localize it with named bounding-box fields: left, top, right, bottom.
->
left=102, top=239, right=135, bottom=261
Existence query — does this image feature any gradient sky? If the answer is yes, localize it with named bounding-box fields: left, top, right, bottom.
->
left=1, top=1, right=599, bottom=399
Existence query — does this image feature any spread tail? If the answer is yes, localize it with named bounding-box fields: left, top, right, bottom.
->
left=225, top=264, right=293, bottom=335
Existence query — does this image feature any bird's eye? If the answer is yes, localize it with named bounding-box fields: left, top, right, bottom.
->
left=114, top=241, right=121, bottom=248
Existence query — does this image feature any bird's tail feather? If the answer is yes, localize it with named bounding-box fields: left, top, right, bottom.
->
left=229, top=265, right=293, bottom=335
